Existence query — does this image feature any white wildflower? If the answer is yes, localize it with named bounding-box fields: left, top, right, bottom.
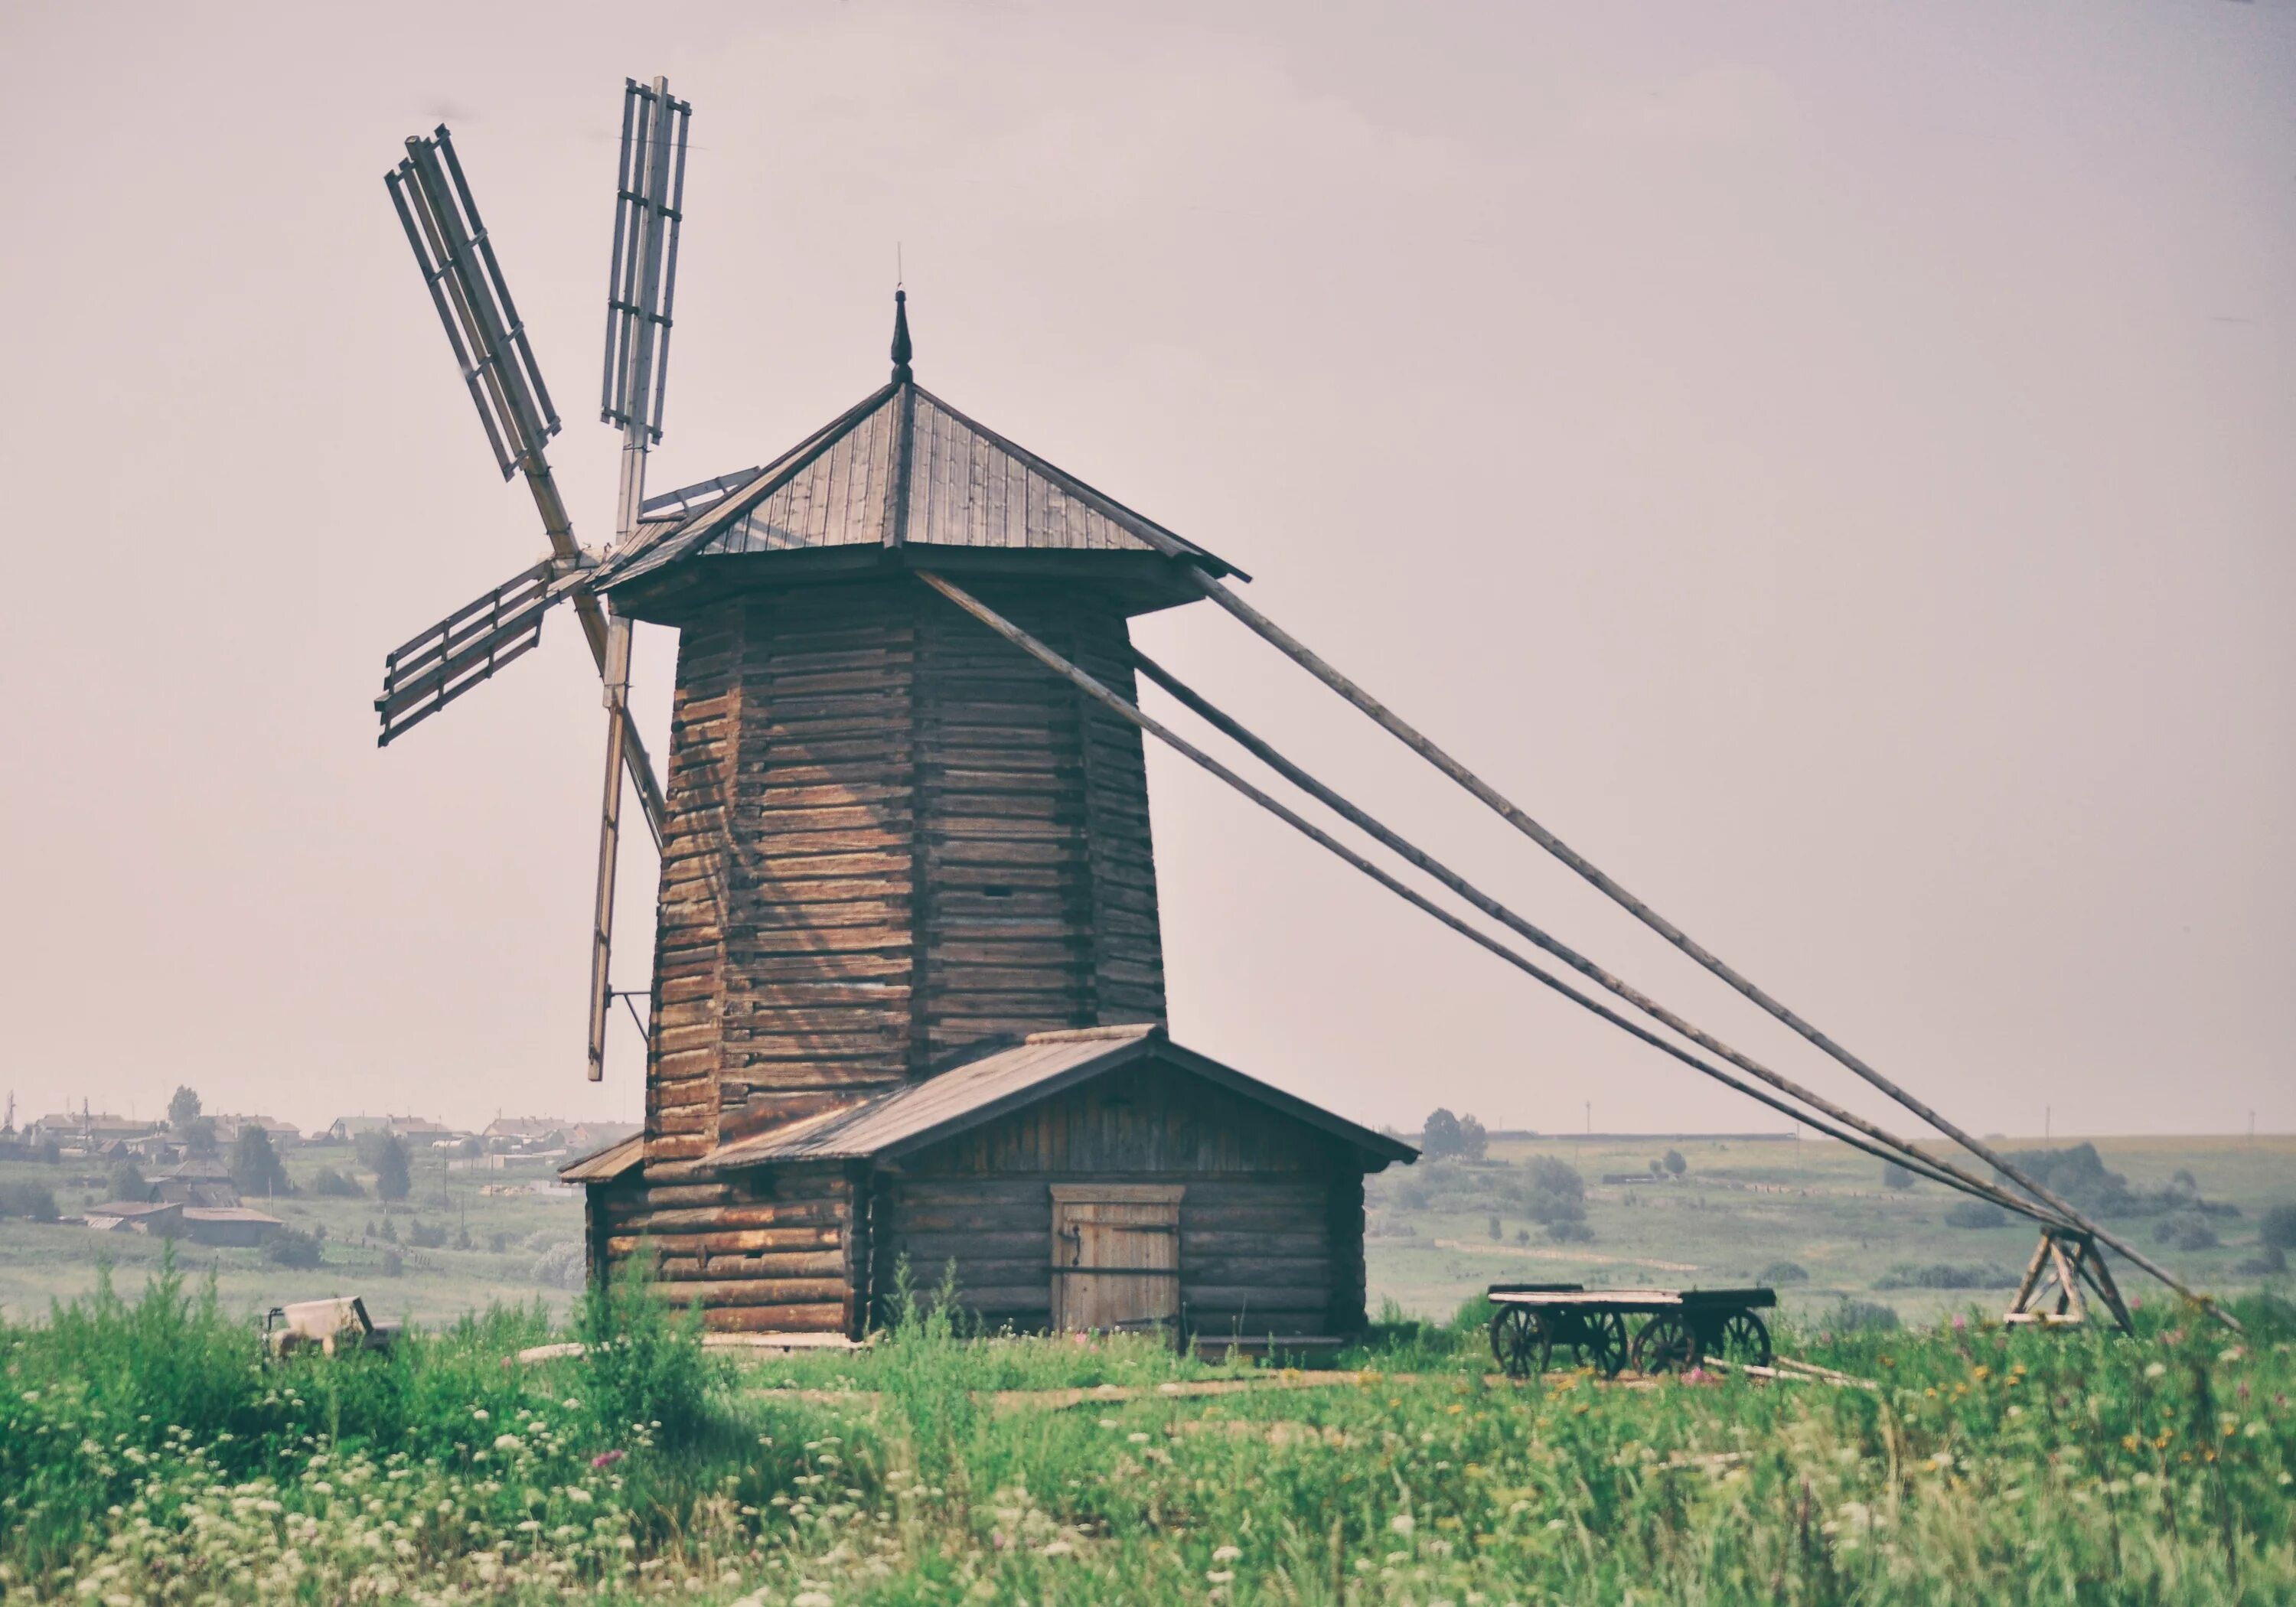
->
left=1389, top=1514, right=1415, bottom=1536
left=1212, top=1545, right=1242, bottom=1561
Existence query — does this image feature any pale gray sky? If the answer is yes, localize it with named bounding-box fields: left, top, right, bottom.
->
left=2, top=1, right=2290, bottom=1143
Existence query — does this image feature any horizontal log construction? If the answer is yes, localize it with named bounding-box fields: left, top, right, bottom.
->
left=639, top=579, right=1169, bottom=1171
left=591, top=567, right=1384, bottom=1340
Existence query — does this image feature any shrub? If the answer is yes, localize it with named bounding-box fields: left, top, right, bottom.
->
left=265, top=1227, right=323, bottom=1269
left=1830, top=1299, right=1901, bottom=1332
left=2233, top=1247, right=2286, bottom=1277
left=0, top=1180, right=60, bottom=1221
left=1945, top=1200, right=2009, bottom=1230
left=1391, top=1179, right=1431, bottom=1211
left=577, top=1260, right=717, bottom=1452
left=532, top=1240, right=587, bottom=1289
left=1874, top=1262, right=2018, bottom=1291
left=1486, top=1214, right=1502, bottom=1240
left=311, top=1165, right=364, bottom=1198
left=1761, top=1260, right=1809, bottom=1285
left=407, top=1218, right=449, bottom=1250
left=1882, top=1162, right=1918, bottom=1190
left=379, top=1248, right=404, bottom=1277
left=107, top=1161, right=151, bottom=1203
left=1545, top=1218, right=1594, bottom=1244
left=2259, top=1203, right=2296, bottom=1251
left=488, top=1231, right=510, bottom=1254
left=2174, top=1220, right=2220, bottom=1253
left=1521, top=1156, right=1587, bottom=1227
left=1663, top=1149, right=1686, bottom=1176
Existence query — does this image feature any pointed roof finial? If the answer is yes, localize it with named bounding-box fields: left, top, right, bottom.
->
left=890, top=288, right=913, bottom=384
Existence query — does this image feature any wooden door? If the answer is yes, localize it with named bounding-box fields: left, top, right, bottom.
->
left=1050, top=1185, right=1182, bottom=1332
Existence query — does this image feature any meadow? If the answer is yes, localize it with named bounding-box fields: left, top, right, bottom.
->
left=2, top=1131, right=2291, bottom=1602
left=6, top=1132, right=2288, bottom=1336
left=0, top=1145, right=591, bottom=1329
left=1365, top=1133, right=2296, bottom=1327
left=1, top=1256, right=2292, bottom=1604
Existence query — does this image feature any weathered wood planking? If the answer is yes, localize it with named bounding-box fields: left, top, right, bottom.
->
left=865, top=1069, right=1350, bottom=1337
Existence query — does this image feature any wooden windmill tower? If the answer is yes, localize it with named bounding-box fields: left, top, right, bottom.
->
left=381, top=80, right=1412, bottom=1341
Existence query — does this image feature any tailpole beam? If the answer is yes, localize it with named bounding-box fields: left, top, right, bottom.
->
left=1127, top=650, right=2063, bottom=1228
left=916, top=572, right=2051, bottom=1222
left=1169, top=566, right=2231, bottom=1326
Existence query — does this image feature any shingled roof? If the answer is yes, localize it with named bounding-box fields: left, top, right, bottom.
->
left=592, top=299, right=1238, bottom=600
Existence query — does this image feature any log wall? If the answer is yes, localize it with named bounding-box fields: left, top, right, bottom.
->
left=871, top=1064, right=1370, bottom=1338
left=640, top=578, right=1167, bottom=1163
left=590, top=1162, right=858, bottom=1335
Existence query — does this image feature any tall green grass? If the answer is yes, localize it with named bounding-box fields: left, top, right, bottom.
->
left=5, top=1257, right=2291, bottom=1602
left=0, top=1248, right=832, bottom=1599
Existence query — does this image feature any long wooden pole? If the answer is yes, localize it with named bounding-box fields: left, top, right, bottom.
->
left=1130, top=650, right=2064, bottom=1225
left=916, top=572, right=2047, bottom=1219
left=1174, top=569, right=2227, bottom=1322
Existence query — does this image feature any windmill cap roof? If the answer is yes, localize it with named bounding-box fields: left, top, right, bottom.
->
left=595, top=376, right=1241, bottom=602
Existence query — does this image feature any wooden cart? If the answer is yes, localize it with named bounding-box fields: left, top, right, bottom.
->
left=1486, top=1283, right=1776, bottom=1377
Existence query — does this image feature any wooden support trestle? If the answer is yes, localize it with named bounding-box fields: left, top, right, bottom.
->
left=2004, top=1227, right=2133, bottom=1332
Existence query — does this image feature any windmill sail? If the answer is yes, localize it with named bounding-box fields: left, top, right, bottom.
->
left=388, top=129, right=561, bottom=481
left=599, top=79, right=691, bottom=445
left=375, top=559, right=560, bottom=745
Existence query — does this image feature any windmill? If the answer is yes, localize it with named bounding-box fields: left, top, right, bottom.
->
left=373, top=77, right=692, bottom=1083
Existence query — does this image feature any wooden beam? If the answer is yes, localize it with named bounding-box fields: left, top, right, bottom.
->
left=915, top=571, right=2041, bottom=1217
left=1175, top=567, right=2229, bottom=1325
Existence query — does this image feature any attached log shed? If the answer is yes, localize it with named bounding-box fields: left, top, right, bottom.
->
left=567, top=1023, right=1411, bottom=1342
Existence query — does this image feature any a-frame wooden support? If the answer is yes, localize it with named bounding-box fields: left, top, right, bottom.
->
left=2004, top=1227, right=2133, bottom=1332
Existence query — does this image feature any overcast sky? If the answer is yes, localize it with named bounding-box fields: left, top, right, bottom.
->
left=2, top=1, right=2290, bottom=1144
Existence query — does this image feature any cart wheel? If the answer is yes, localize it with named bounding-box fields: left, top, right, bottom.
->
left=1583, top=1311, right=1629, bottom=1377
left=1489, top=1306, right=1548, bottom=1378
left=1714, top=1311, right=1772, bottom=1368
left=1632, top=1313, right=1700, bottom=1374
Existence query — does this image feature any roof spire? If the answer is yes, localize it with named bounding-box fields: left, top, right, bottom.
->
left=890, top=287, right=913, bottom=384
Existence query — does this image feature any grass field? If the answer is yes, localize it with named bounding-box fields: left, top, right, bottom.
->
left=2, top=1257, right=2292, bottom=1604
left=2, top=1132, right=2290, bottom=1342
left=1365, top=1133, right=2296, bottom=1328
left=0, top=1144, right=589, bottom=1329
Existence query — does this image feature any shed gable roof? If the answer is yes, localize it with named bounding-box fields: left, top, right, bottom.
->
left=717, top=1025, right=1412, bottom=1172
